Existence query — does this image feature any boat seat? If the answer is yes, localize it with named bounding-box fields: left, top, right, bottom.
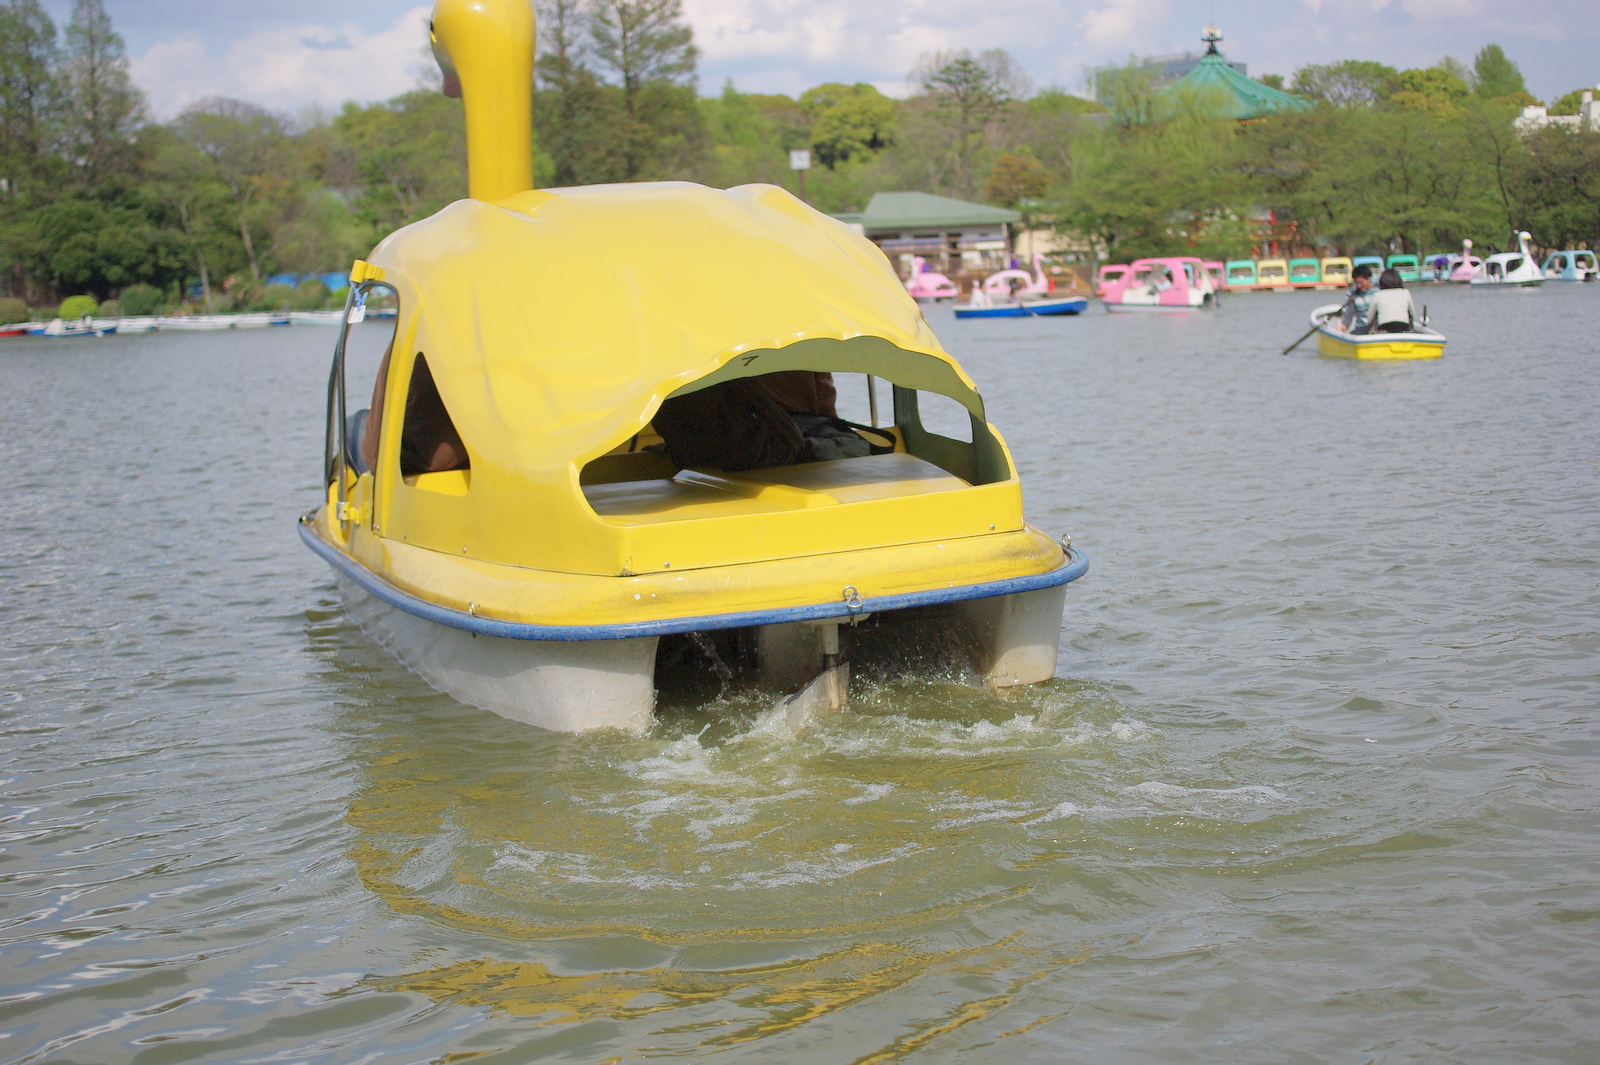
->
left=582, top=452, right=970, bottom=524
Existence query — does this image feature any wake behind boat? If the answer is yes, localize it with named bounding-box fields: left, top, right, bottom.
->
left=1309, top=303, right=1445, bottom=360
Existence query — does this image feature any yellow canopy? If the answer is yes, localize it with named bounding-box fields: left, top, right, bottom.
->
left=368, top=181, right=973, bottom=478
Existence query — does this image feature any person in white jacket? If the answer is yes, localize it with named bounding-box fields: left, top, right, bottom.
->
left=1369, top=269, right=1416, bottom=333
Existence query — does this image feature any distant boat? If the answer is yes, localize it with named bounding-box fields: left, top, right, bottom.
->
left=954, top=295, right=1089, bottom=318
left=904, top=255, right=959, bottom=301
left=1470, top=232, right=1542, bottom=287
left=1541, top=250, right=1598, bottom=282
left=230, top=312, right=292, bottom=329
left=289, top=310, right=345, bottom=325
left=111, top=316, right=159, bottom=334
left=157, top=315, right=234, bottom=331
left=1102, top=256, right=1220, bottom=310
left=28, top=317, right=116, bottom=337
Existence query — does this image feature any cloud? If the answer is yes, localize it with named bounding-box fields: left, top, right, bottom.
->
left=122, top=0, right=1599, bottom=115
left=1083, top=0, right=1172, bottom=48
left=130, top=5, right=434, bottom=118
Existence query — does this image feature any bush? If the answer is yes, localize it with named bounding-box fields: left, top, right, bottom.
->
left=59, top=294, right=98, bottom=320
left=294, top=279, right=330, bottom=310
left=0, top=297, right=27, bottom=324
left=328, top=286, right=350, bottom=309
left=252, top=283, right=298, bottom=311
left=98, top=299, right=121, bottom=318
left=119, top=283, right=164, bottom=316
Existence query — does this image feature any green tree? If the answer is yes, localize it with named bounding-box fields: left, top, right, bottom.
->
left=336, top=91, right=466, bottom=232
left=32, top=195, right=184, bottom=298
left=912, top=49, right=1017, bottom=199
left=1291, top=60, right=1398, bottom=107
left=0, top=0, right=58, bottom=192
left=584, top=0, right=701, bottom=179
left=173, top=98, right=292, bottom=282
left=798, top=82, right=895, bottom=168
left=1058, top=104, right=1252, bottom=261
left=144, top=125, right=237, bottom=311
left=56, top=0, right=143, bottom=182
left=1548, top=88, right=1592, bottom=116
left=1390, top=66, right=1469, bottom=113
left=985, top=150, right=1047, bottom=207
left=1472, top=44, right=1526, bottom=99
left=1513, top=127, right=1600, bottom=248
left=534, top=0, right=628, bottom=184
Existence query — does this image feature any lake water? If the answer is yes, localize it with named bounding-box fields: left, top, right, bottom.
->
left=2, top=283, right=1597, bottom=1063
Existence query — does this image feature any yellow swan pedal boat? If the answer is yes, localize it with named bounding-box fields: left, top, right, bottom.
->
left=1310, top=303, right=1446, bottom=360
left=298, top=0, right=1087, bottom=732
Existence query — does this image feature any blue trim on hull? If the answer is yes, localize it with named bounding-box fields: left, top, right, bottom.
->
left=953, top=297, right=1088, bottom=319
left=298, top=519, right=1088, bottom=642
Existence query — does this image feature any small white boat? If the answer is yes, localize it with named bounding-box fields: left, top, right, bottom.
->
left=230, top=312, right=292, bottom=329
left=28, top=317, right=116, bottom=337
left=289, top=310, right=345, bottom=326
left=111, top=316, right=159, bottom=334
left=1471, top=232, right=1543, bottom=287
left=157, top=315, right=235, bottom=331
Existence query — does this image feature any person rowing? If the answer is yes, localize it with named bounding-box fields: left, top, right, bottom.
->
left=1339, top=264, right=1377, bottom=333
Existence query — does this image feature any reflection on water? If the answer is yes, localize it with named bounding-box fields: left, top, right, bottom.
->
left=2, top=287, right=1599, bottom=1062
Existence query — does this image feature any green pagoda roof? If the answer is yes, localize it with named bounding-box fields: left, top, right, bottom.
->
left=1168, top=32, right=1311, bottom=119
left=851, top=191, right=1020, bottom=232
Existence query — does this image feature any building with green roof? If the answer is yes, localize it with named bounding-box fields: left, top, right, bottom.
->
left=834, top=191, right=1022, bottom=280
left=1167, top=30, right=1311, bottom=120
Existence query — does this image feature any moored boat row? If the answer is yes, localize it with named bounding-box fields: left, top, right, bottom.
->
left=2, top=309, right=358, bottom=337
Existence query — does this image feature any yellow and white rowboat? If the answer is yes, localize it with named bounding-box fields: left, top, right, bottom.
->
left=1311, top=303, right=1446, bottom=360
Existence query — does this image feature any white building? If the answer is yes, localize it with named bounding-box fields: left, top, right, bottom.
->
left=1516, top=88, right=1598, bottom=133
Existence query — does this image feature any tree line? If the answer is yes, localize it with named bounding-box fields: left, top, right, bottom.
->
left=1, top=0, right=1595, bottom=316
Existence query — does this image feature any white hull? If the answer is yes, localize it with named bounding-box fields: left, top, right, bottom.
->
left=289, top=310, right=345, bottom=325
left=338, top=576, right=659, bottom=732
left=158, top=315, right=235, bottom=331
left=1104, top=302, right=1207, bottom=312
left=335, top=574, right=1069, bottom=732
left=231, top=312, right=290, bottom=329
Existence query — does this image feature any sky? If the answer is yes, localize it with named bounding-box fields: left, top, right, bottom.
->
left=49, top=0, right=1598, bottom=119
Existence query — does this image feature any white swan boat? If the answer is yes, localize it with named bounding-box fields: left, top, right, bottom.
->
left=1471, top=232, right=1543, bottom=287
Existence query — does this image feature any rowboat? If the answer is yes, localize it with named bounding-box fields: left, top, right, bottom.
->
left=290, top=310, right=346, bottom=325
left=27, top=318, right=117, bottom=337
left=954, top=296, right=1088, bottom=318
left=157, top=315, right=234, bottom=331
left=297, top=0, right=1089, bottom=733
left=230, top=312, right=292, bottom=329
left=1309, top=304, right=1445, bottom=360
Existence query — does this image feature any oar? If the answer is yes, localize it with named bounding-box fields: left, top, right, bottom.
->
left=1281, top=295, right=1352, bottom=355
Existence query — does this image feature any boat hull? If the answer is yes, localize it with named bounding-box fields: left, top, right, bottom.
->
left=339, top=575, right=659, bottom=731
left=1310, top=305, right=1445, bottom=360
left=301, top=517, right=1087, bottom=732
left=1315, top=331, right=1445, bottom=360
left=1104, top=301, right=1207, bottom=313
left=953, top=297, right=1088, bottom=318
